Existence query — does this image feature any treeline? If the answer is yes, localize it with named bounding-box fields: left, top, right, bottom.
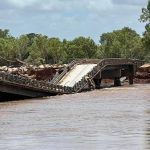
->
left=0, top=27, right=148, bottom=65
left=0, top=2, right=150, bottom=65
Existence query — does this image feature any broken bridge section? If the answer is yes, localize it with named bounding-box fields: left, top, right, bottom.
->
left=58, top=64, right=97, bottom=87
left=0, top=58, right=144, bottom=99
left=54, top=58, right=144, bottom=93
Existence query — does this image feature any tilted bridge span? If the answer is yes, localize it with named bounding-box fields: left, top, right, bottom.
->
left=0, top=58, right=143, bottom=99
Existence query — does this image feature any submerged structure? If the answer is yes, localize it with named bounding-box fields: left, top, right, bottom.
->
left=0, top=58, right=143, bottom=99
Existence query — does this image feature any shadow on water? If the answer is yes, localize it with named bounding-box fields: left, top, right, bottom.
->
left=0, top=92, right=31, bottom=102
left=0, top=84, right=128, bottom=102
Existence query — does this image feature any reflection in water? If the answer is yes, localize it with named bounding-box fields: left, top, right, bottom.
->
left=0, top=84, right=149, bottom=150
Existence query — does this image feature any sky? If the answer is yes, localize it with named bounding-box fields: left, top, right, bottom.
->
left=0, top=0, right=148, bottom=43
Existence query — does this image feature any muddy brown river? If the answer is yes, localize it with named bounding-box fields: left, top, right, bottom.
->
left=0, top=84, right=150, bottom=150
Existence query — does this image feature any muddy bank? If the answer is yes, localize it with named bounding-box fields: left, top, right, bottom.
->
left=134, top=64, right=150, bottom=84
left=0, top=64, right=65, bottom=81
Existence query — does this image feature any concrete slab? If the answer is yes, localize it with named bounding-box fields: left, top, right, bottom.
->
left=58, top=64, right=97, bottom=87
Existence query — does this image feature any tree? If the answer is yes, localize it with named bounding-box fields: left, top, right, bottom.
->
left=0, top=38, right=17, bottom=60
left=15, top=35, right=30, bottom=61
left=27, top=35, right=48, bottom=65
left=65, top=37, right=97, bottom=61
left=0, top=29, right=10, bottom=38
left=140, top=0, right=150, bottom=23
left=47, top=38, right=65, bottom=64
left=99, top=27, right=144, bottom=59
left=140, top=0, right=150, bottom=62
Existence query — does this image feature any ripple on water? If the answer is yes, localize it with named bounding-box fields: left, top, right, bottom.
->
left=0, top=84, right=150, bottom=150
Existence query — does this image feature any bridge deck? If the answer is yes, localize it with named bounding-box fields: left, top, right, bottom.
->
left=58, top=64, right=97, bottom=87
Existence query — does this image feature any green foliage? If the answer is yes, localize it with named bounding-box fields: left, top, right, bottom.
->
left=0, top=38, right=17, bottom=60
left=15, top=35, right=30, bottom=61
left=27, top=35, right=48, bottom=65
left=0, top=26, right=148, bottom=65
left=65, top=37, right=97, bottom=61
left=141, top=25, right=150, bottom=62
left=0, top=29, right=10, bottom=38
left=140, top=0, right=150, bottom=23
left=142, top=25, right=150, bottom=51
left=99, top=27, right=144, bottom=60
left=47, top=38, right=66, bottom=64
left=140, top=0, right=150, bottom=62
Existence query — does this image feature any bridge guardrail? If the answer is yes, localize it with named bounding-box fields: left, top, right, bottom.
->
left=0, top=71, right=71, bottom=94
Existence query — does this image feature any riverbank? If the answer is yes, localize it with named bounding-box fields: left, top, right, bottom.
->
left=134, top=64, right=150, bottom=84
left=0, top=64, right=64, bottom=81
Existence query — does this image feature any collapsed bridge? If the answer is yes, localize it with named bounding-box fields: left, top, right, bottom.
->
left=0, top=58, right=143, bottom=99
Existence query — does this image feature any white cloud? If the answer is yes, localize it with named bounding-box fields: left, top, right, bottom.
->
left=4, top=0, right=114, bottom=12
left=0, top=0, right=147, bottom=42
left=8, top=0, right=37, bottom=8
left=40, top=0, right=113, bottom=12
left=86, top=0, right=113, bottom=12
left=39, top=0, right=71, bottom=12
left=112, top=0, right=147, bottom=6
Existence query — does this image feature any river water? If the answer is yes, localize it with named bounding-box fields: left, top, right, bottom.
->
left=0, top=84, right=150, bottom=150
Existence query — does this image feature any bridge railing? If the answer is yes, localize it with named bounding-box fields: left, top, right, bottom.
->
left=50, top=60, right=77, bottom=85
left=0, top=71, right=73, bottom=94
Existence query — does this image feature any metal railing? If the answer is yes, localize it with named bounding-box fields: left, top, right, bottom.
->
left=49, top=60, right=77, bottom=85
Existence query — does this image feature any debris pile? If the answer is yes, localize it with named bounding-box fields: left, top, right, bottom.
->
left=134, top=64, right=150, bottom=83
left=0, top=64, right=65, bottom=81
